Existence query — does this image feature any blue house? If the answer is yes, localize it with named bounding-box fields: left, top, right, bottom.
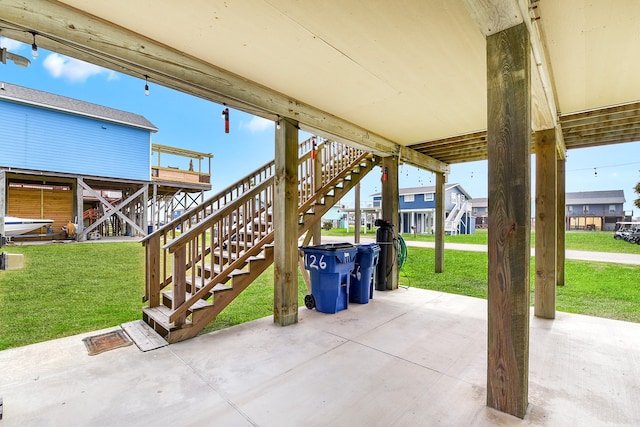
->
left=0, top=82, right=212, bottom=240
left=373, top=183, right=474, bottom=235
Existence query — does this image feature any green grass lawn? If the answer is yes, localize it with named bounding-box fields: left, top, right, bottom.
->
left=400, top=248, right=640, bottom=323
left=1, top=234, right=638, bottom=351
left=0, top=243, right=145, bottom=350
left=324, top=228, right=640, bottom=254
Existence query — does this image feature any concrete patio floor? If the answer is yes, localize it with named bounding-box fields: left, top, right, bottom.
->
left=1, top=288, right=639, bottom=426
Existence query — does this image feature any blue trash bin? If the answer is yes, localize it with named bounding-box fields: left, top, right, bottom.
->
left=301, top=243, right=357, bottom=314
left=350, top=243, right=381, bottom=304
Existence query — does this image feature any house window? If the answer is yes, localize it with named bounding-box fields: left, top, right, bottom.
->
left=404, top=194, right=414, bottom=202
left=583, top=205, right=589, bottom=213
left=424, top=193, right=434, bottom=201
left=568, top=205, right=573, bottom=214
left=609, top=204, right=616, bottom=213
left=451, top=193, right=457, bottom=203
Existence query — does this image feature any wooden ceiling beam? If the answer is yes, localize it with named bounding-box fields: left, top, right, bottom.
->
left=564, top=122, right=640, bottom=139
left=560, top=102, right=640, bottom=127
left=409, top=130, right=487, bottom=151
left=563, top=117, right=640, bottom=134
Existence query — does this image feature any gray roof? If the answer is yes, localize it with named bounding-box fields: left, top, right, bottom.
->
left=471, top=197, right=487, bottom=208
left=566, top=190, right=625, bottom=205
left=0, top=81, right=158, bottom=132
left=372, top=183, right=472, bottom=199
left=470, top=192, right=624, bottom=208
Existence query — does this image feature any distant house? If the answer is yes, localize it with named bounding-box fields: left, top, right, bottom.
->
left=321, top=205, right=346, bottom=229
left=373, top=183, right=474, bottom=235
left=471, top=190, right=630, bottom=232
left=471, top=197, right=488, bottom=229
left=566, top=190, right=629, bottom=231
left=0, top=82, right=211, bottom=240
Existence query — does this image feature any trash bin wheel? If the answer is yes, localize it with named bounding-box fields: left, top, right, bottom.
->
left=304, top=294, right=316, bottom=309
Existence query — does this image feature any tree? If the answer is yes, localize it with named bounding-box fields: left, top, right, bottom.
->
left=635, top=181, right=640, bottom=209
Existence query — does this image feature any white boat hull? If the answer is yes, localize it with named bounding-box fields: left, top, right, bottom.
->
left=4, top=216, right=54, bottom=236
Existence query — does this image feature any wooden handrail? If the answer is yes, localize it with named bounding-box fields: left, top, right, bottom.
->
left=169, top=230, right=274, bottom=323
left=141, top=162, right=274, bottom=243
left=141, top=136, right=323, bottom=244
left=164, top=177, right=273, bottom=252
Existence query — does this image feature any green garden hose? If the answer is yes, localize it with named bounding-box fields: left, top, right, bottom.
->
left=397, top=234, right=408, bottom=269
left=396, top=234, right=410, bottom=288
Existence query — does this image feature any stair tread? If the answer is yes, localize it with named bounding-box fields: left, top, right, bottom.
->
left=162, top=291, right=212, bottom=310
left=143, top=305, right=173, bottom=325
left=212, top=283, right=233, bottom=292
left=199, top=264, right=247, bottom=275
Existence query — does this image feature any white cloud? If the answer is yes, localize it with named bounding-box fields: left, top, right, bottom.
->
left=43, top=53, right=118, bottom=83
left=0, top=37, right=25, bottom=51
left=241, top=116, right=273, bottom=133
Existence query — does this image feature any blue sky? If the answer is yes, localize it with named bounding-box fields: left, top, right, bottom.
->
left=2, top=37, right=639, bottom=214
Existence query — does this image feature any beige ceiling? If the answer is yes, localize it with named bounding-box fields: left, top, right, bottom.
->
left=1, top=0, right=639, bottom=167
left=56, top=0, right=488, bottom=145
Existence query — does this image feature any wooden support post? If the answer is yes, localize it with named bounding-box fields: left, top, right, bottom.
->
left=313, top=144, right=323, bottom=245
left=486, top=22, right=531, bottom=419
left=354, top=183, right=361, bottom=244
left=535, top=129, right=557, bottom=319
left=556, top=158, right=566, bottom=286
left=173, top=245, right=186, bottom=326
left=142, top=184, right=149, bottom=235
left=151, top=184, right=158, bottom=234
left=381, top=156, right=399, bottom=290
left=274, top=119, right=299, bottom=326
left=435, top=172, right=445, bottom=273
left=76, top=177, right=84, bottom=241
left=145, top=234, right=161, bottom=306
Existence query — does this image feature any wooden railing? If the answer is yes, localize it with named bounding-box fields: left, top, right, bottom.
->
left=141, top=158, right=276, bottom=305
left=164, top=178, right=274, bottom=325
left=142, top=136, right=369, bottom=330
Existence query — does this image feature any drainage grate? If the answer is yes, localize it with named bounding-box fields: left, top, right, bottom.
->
left=82, top=329, right=132, bottom=356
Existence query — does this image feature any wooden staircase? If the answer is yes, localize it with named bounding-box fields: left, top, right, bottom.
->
left=140, top=137, right=380, bottom=343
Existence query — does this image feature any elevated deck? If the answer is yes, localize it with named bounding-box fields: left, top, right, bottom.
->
left=151, top=144, right=212, bottom=192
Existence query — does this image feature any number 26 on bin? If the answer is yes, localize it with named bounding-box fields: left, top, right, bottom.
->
left=306, top=254, right=327, bottom=270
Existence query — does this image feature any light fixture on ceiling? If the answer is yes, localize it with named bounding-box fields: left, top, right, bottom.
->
left=30, top=31, right=38, bottom=59
left=311, top=137, right=317, bottom=160
left=276, top=115, right=281, bottom=130
left=144, top=75, right=149, bottom=96
left=221, top=107, right=230, bottom=133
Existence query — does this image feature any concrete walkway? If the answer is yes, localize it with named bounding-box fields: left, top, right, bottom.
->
left=325, top=235, right=640, bottom=265
left=1, top=288, right=639, bottom=426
